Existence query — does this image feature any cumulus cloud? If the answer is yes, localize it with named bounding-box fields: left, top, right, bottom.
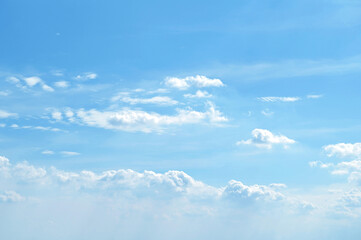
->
left=258, top=97, right=301, bottom=102
left=324, top=143, right=361, bottom=158
left=237, top=129, right=295, bottom=149
left=51, top=102, right=227, bottom=133
left=0, top=156, right=311, bottom=211
left=184, top=90, right=212, bottom=98
left=119, top=96, right=178, bottom=105
left=0, top=110, right=17, bottom=119
left=165, top=75, right=224, bottom=90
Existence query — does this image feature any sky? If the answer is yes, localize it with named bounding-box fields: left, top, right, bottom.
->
left=1, top=0, right=361, bottom=239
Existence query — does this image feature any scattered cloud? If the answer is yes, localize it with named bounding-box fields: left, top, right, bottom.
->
left=324, top=143, right=361, bottom=158
left=165, top=75, right=224, bottom=90
left=7, top=76, right=54, bottom=92
left=41, top=150, right=54, bottom=155
left=10, top=124, right=62, bottom=132
left=258, top=96, right=301, bottom=102
left=119, top=96, right=178, bottom=106
left=0, top=191, right=24, bottom=203
left=23, top=76, right=42, bottom=87
left=0, top=110, right=17, bottom=119
left=184, top=90, right=212, bottom=98
left=74, top=72, right=97, bottom=81
left=237, top=129, right=295, bottom=149
left=54, top=81, right=69, bottom=88
left=61, top=151, right=80, bottom=156
left=307, top=94, right=323, bottom=99
left=51, top=102, right=227, bottom=133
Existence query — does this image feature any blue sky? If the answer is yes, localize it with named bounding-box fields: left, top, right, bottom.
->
left=1, top=0, right=361, bottom=239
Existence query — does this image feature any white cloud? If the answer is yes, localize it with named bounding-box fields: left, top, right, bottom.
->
left=307, top=94, right=323, bottom=99
left=237, top=129, right=295, bottom=149
left=0, top=110, right=17, bottom=119
left=41, top=150, right=54, bottom=155
left=23, top=76, right=42, bottom=87
left=74, top=72, right=97, bottom=81
left=0, top=156, right=310, bottom=211
left=8, top=76, right=55, bottom=92
left=51, top=111, right=63, bottom=121
left=61, top=151, right=80, bottom=156
left=258, top=96, right=301, bottom=102
left=54, top=81, right=69, bottom=88
left=324, top=143, right=361, bottom=158
left=0, top=191, right=24, bottom=202
left=56, top=102, right=227, bottom=133
left=184, top=90, right=212, bottom=98
left=120, top=96, right=178, bottom=105
left=10, top=124, right=62, bottom=132
left=165, top=75, right=224, bottom=90
left=42, top=84, right=54, bottom=92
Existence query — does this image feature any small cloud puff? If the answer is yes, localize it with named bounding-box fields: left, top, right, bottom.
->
left=184, top=90, right=212, bottom=98
left=165, top=75, right=224, bottom=90
left=237, top=128, right=295, bottom=149
left=74, top=72, right=97, bottom=81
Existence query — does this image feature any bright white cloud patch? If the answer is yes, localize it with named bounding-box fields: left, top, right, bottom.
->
left=184, top=90, right=212, bottom=98
left=258, top=97, right=301, bottom=102
left=324, top=143, right=361, bottom=158
left=237, top=129, right=295, bottom=149
left=23, top=76, right=42, bottom=87
left=53, top=102, right=227, bottom=133
left=165, top=75, right=224, bottom=90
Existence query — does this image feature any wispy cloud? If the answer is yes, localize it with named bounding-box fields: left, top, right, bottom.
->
left=119, top=96, right=178, bottom=106
left=202, top=56, right=361, bottom=81
left=74, top=72, right=97, bottom=81
left=258, top=97, right=301, bottom=102
left=10, top=124, right=62, bottom=132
